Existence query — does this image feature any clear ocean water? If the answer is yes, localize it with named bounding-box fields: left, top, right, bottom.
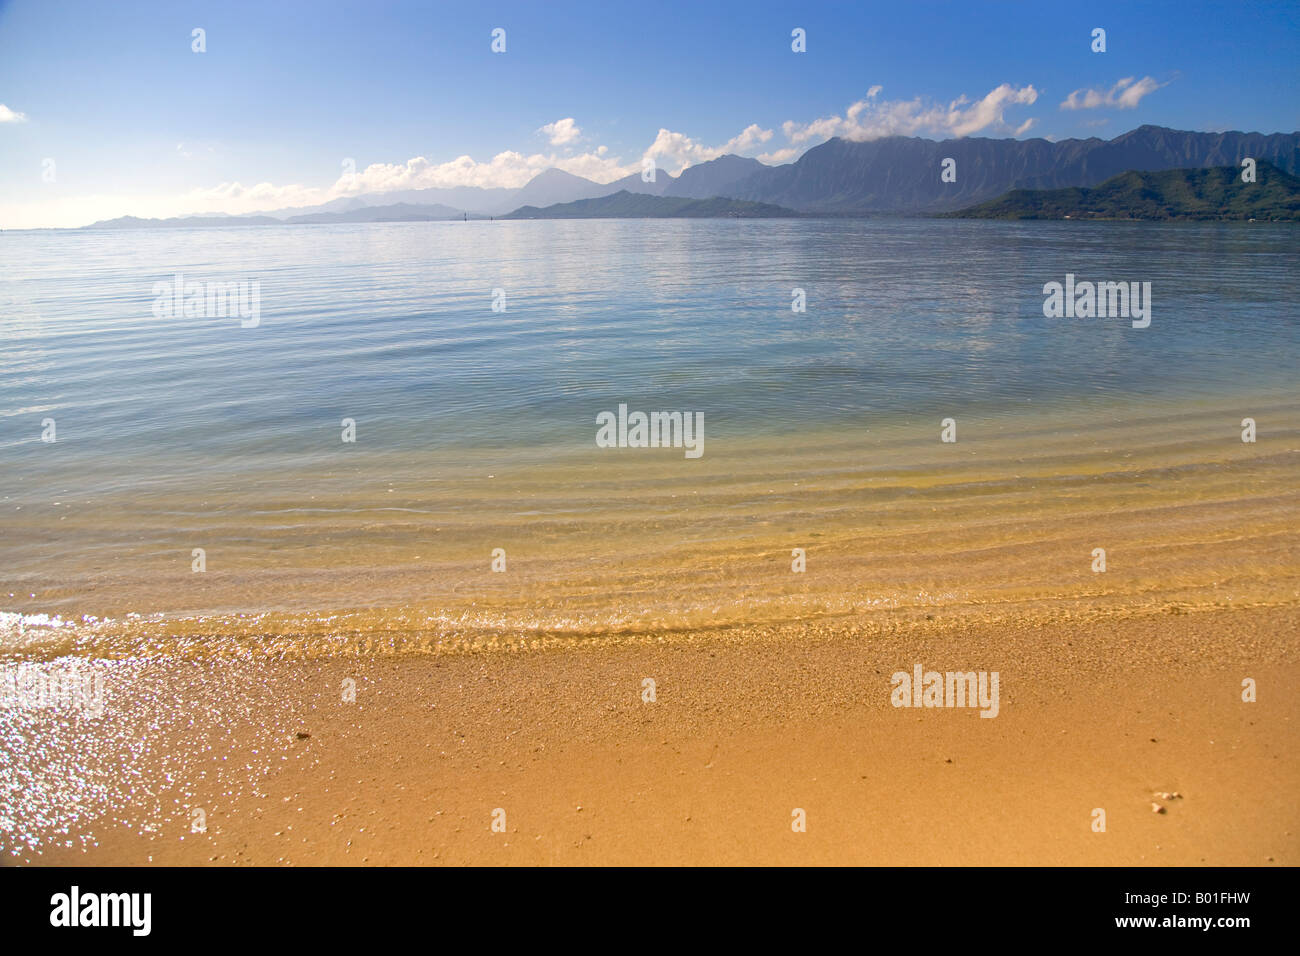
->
left=3, top=218, right=1297, bottom=481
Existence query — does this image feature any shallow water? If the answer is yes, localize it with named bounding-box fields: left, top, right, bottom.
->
left=2, top=219, right=1297, bottom=651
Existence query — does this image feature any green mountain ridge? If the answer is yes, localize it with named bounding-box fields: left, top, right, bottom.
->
left=501, top=190, right=802, bottom=219
left=947, top=162, right=1300, bottom=220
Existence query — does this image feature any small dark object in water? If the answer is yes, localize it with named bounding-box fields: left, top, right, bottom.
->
left=296, top=732, right=311, bottom=739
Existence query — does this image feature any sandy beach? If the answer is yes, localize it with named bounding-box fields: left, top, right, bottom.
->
left=4, top=605, right=1295, bottom=866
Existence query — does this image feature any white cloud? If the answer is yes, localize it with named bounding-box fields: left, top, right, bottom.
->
left=0, top=103, right=28, bottom=123
left=643, top=123, right=775, bottom=171
left=538, top=117, right=582, bottom=146
left=643, top=128, right=712, bottom=167
left=783, top=83, right=1040, bottom=145
left=183, top=180, right=325, bottom=209
left=724, top=123, right=774, bottom=152
left=1060, top=76, right=1167, bottom=110
left=757, top=146, right=799, bottom=164
left=331, top=148, right=637, bottom=196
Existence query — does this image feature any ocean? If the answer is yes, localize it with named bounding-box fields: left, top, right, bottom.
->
left=2, top=219, right=1297, bottom=654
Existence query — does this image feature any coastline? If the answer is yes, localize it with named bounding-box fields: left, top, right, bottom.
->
left=4, top=391, right=1297, bottom=648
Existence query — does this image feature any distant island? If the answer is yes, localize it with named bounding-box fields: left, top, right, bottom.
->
left=947, top=162, right=1300, bottom=221
left=83, top=202, right=486, bottom=229
left=501, top=191, right=801, bottom=219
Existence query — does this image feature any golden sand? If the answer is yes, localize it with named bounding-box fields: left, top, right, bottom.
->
left=3, top=608, right=1296, bottom=865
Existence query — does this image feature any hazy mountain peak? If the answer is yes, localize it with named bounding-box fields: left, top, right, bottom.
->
left=522, top=167, right=597, bottom=186
left=511, top=167, right=616, bottom=208
left=665, top=153, right=770, bottom=199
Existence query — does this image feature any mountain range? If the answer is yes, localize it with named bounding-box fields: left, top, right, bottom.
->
left=948, top=161, right=1300, bottom=221
left=716, top=125, right=1300, bottom=213
left=78, top=125, right=1300, bottom=228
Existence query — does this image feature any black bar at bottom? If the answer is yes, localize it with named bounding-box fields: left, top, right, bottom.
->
left=0, top=865, right=1285, bottom=943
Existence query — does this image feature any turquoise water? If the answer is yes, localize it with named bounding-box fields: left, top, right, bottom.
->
left=2, top=218, right=1297, bottom=483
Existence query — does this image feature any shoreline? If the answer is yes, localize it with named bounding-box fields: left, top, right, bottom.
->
left=4, top=393, right=1296, bottom=639
left=3, top=370, right=1295, bottom=866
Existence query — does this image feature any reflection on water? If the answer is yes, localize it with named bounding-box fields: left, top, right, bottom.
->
left=3, top=219, right=1297, bottom=462
left=1, top=220, right=1297, bottom=650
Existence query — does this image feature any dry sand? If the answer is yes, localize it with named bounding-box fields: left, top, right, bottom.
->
left=6, top=605, right=1296, bottom=866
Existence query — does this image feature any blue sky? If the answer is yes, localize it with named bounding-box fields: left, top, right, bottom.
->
left=1, top=0, right=1297, bottom=227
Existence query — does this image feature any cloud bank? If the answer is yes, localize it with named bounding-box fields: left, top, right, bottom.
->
left=3, top=83, right=1051, bottom=226
left=783, top=84, right=1039, bottom=144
